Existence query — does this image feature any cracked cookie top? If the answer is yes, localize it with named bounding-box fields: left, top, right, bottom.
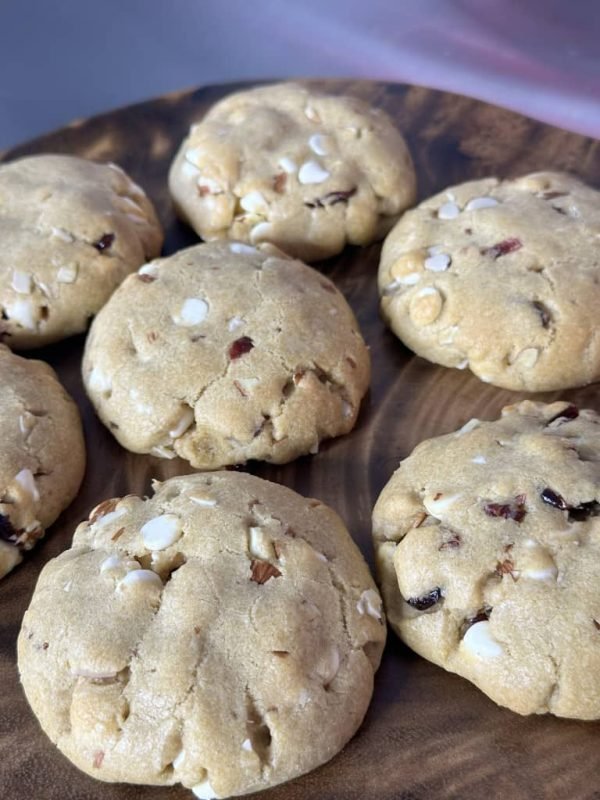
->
left=168, top=82, right=416, bottom=262
left=82, top=241, right=370, bottom=469
left=18, top=471, right=385, bottom=797
left=372, top=400, right=600, bottom=719
left=378, top=171, right=600, bottom=391
left=0, top=154, right=163, bottom=348
left=0, top=345, right=85, bottom=579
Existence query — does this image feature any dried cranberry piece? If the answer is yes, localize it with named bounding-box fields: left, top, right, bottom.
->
left=305, top=187, right=357, bottom=209
left=568, top=500, right=600, bottom=522
left=229, top=336, right=254, bottom=360
left=484, top=237, right=522, bottom=258
left=546, top=405, right=579, bottom=425
left=93, top=233, right=115, bottom=252
left=540, top=487, right=568, bottom=510
left=407, top=587, right=442, bottom=611
left=0, top=513, right=17, bottom=546
left=438, top=533, right=461, bottom=550
left=484, top=494, right=527, bottom=523
left=461, top=606, right=492, bottom=636
left=532, top=301, right=552, bottom=328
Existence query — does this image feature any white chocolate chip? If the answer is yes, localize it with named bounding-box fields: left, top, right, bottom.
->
left=520, top=539, right=558, bottom=581
left=181, top=161, right=201, bottom=179
left=424, top=251, right=451, bottom=272
left=278, top=156, right=297, bottom=174
left=356, top=589, right=383, bottom=621
left=240, top=190, right=268, bottom=215
left=298, top=160, right=330, bottom=185
left=57, top=263, right=78, bottom=283
left=119, top=569, right=163, bottom=590
left=70, top=667, right=118, bottom=680
left=511, top=347, right=539, bottom=369
left=100, top=555, right=140, bottom=577
left=138, top=263, right=159, bottom=279
left=188, top=491, right=217, bottom=507
left=169, top=407, right=195, bottom=439
left=423, top=492, right=461, bottom=519
left=409, top=287, right=444, bottom=326
left=297, top=688, right=311, bottom=707
left=11, top=271, right=32, bottom=294
left=88, top=367, right=112, bottom=395
left=172, top=749, right=186, bottom=769
left=304, top=105, right=320, bottom=122
left=455, top=418, right=480, bottom=436
left=236, top=377, right=259, bottom=393
left=94, top=508, right=127, bottom=529
left=151, top=444, right=177, bottom=459
left=192, top=778, right=219, bottom=799
left=18, top=413, right=35, bottom=436
left=241, top=738, right=253, bottom=752
left=314, top=551, right=328, bottom=562
left=247, top=526, right=275, bottom=560
left=227, top=316, right=244, bottom=332
left=50, top=226, right=74, bottom=243
left=141, top=514, right=183, bottom=551
left=456, top=359, right=469, bottom=370
left=5, top=298, right=37, bottom=329
left=250, top=221, right=273, bottom=243
left=174, top=297, right=209, bottom=326
left=342, top=401, right=353, bottom=419
left=229, top=242, right=257, bottom=255
left=14, top=468, right=39, bottom=502
left=462, top=621, right=503, bottom=659
left=437, top=201, right=460, bottom=220
left=472, top=455, right=487, bottom=464
left=465, top=196, right=499, bottom=211
left=315, top=646, right=340, bottom=685
left=308, top=133, right=332, bottom=156
left=185, top=147, right=202, bottom=165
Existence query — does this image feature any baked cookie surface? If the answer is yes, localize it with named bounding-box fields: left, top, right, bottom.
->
left=83, top=241, right=370, bottom=469
left=0, top=154, right=163, bottom=348
left=373, top=400, right=600, bottom=719
left=18, top=471, right=385, bottom=797
left=169, top=82, right=416, bottom=261
left=378, top=171, right=600, bottom=391
left=0, top=345, right=85, bottom=578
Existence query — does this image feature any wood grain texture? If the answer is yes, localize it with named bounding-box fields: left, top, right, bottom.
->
left=1, top=80, right=600, bottom=800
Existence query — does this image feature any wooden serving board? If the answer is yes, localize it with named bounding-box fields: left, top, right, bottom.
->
left=1, top=80, right=599, bottom=800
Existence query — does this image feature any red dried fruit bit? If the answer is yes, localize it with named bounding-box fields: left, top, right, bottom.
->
left=546, top=405, right=579, bottom=425
left=229, top=336, right=254, bottom=360
left=197, top=184, right=211, bottom=197
left=93, top=751, right=105, bottom=769
left=540, top=487, right=568, bottom=510
left=305, top=187, right=357, bottom=209
left=250, top=559, right=282, bottom=584
left=439, top=533, right=461, bottom=550
left=319, top=280, right=337, bottom=294
left=495, top=558, right=517, bottom=579
left=484, top=237, right=522, bottom=258
left=0, top=513, right=18, bottom=545
left=532, top=301, right=551, bottom=328
left=93, top=233, right=115, bottom=252
left=89, top=498, right=119, bottom=524
left=273, top=173, right=287, bottom=193
left=461, top=606, right=492, bottom=635
left=407, top=587, right=443, bottom=611
left=137, top=273, right=156, bottom=283
left=484, top=494, right=527, bottom=523
left=568, top=500, right=600, bottom=522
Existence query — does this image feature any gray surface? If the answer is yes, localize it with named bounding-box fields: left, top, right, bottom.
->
left=0, top=0, right=599, bottom=150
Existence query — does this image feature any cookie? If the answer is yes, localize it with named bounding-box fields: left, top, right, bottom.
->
left=0, top=154, right=163, bottom=348
left=0, top=345, right=85, bottom=578
left=372, top=400, right=600, bottom=719
left=169, top=82, right=416, bottom=262
left=18, top=471, right=385, bottom=797
left=378, top=171, right=600, bottom=391
left=82, top=241, right=370, bottom=469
